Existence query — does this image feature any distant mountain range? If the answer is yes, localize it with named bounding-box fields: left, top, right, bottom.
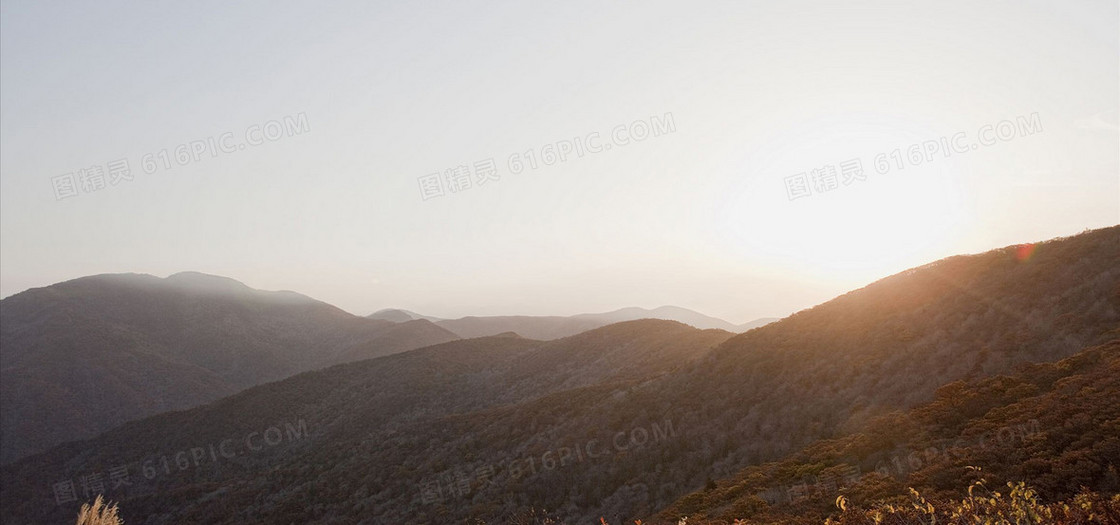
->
left=0, top=273, right=769, bottom=466
left=0, top=271, right=458, bottom=464
left=3, top=226, right=1115, bottom=524
left=368, top=305, right=778, bottom=339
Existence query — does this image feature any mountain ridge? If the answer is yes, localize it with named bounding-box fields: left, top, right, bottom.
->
left=0, top=272, right=459, bottom=464
left=2, top=226, right=1115, bottom=523
left=369, top=305, right=778, bottom=339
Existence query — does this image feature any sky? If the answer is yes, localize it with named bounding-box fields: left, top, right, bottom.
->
left=1, top=0, right=1117, bottom=324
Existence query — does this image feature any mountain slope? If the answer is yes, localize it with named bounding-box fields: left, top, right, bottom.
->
left=1, top=226, right=1116, bottom=524
left=563, top=227, right=1120, bottom=516
left=334, top=319, right=459, bottom=363
left=657, top=339, right=1120, bottom=523
left=0, top=272, right=458, bottom=463
left=393, top=227, right=1117, bottom=523
left=0, top=320, right=731, bottom=524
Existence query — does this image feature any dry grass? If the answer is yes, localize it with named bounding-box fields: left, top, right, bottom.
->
left=75, top=495, right=122, bottom=525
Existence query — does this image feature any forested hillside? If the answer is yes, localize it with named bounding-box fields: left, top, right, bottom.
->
left=1, top=227, right=1117, bottom=524
left=658, top=339, right=1120, bottom=523
left=0, top=272, right=458, bottom=463
left=0, top=320, right=730, bottom=523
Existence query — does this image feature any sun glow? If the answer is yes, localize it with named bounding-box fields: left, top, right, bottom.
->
left=716, top=115, right=971, bottom=287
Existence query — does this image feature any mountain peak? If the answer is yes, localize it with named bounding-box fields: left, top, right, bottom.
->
left=573, top=305, right=746, bottom=331
left=164, top=271, right=253, bottom=295
left=367, top=308, right=443, bottom=322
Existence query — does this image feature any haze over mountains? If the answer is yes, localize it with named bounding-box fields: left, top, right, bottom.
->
left=2, top=1, right=1116, bottom=523
left=369, top=306, right=777, bottom=340
left=0, top=272, right=459, bottom=464
left=0, top=272, right=766, bottom=465
left=2, top=226, right=1115, bottom=524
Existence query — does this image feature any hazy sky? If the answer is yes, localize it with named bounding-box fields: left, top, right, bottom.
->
left=2, top=1, right=1117, bottom=323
